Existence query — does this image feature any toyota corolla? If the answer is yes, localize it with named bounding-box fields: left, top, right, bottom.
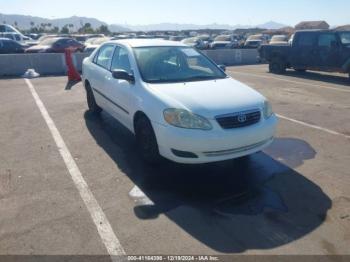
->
left=82, top=39, right=277, bottom=164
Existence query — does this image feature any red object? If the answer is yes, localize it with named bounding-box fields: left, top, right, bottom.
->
left=65, top=48, right=81, bottom=82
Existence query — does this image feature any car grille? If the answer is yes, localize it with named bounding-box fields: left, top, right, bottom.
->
left=216, top=109, right=261, bottom=129
left=203, top=138, right=273, bottom=157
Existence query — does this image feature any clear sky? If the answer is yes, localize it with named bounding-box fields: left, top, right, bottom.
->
left=0, top=0, right=349, bottom=26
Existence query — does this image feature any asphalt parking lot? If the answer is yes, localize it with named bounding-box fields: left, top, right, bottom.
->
left=0, top=64, right=349, bottom=258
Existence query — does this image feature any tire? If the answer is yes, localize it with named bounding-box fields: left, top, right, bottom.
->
left=269, top=58, right=286, bottom=74
left=135, top=116, right=161, bottom=164
left=85, top=82, right=102, bottom=115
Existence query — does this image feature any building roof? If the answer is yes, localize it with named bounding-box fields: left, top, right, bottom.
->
left=295, top=21, right=330, bottom=30
left=335, top=25, right=350, bottom=31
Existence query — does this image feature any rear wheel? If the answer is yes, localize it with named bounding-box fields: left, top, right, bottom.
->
left=85, top=82, right=102, bottom=115
left=269, top=58, right=286, bottom=74
left=135, top=115, right=161, bottom=164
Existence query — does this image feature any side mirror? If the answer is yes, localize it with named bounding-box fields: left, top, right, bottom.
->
left=218, top=64, right=226, bottom=72
left=112, top=70, right=135, bottom=83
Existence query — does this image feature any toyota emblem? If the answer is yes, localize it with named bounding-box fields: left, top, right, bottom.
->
left=237, top=114, right=247, bottom=123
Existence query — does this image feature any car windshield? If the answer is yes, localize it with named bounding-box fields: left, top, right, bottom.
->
left=271, top=35, right=288, bottom=42
left=339, top=32, right=350, bottom=45
left=133, top=46, right=227, bottom=83
left=215, top=35, right=231, bottom=41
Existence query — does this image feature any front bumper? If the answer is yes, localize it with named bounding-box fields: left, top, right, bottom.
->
left=153, top=114, right=278, bottom=164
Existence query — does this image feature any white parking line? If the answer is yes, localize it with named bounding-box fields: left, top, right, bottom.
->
left=276, top=114, right=350, bottom=139
left=25, top=79, right=125, bottom=258
left=229, top=71, right=350, bottom=93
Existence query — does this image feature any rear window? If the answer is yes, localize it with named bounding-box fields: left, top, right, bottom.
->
left=318, top=33, right=337, bottom=47
left=95, top=45, right=115, bottom=69
left=296, top=33, right=317, bottom=46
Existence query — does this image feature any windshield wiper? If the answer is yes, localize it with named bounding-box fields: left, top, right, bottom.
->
left=184, top=75, right=219, bottom=82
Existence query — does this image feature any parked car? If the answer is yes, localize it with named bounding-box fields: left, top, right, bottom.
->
left=181, top=37, right=207, bottom=49
left=244, top=35, right=264, bottom=49
left=169, top=36, right=186, bottom=42
left=269, top=35, right=289, bottom=45
left=25, top=37, right=85, bottom=53
left=210, top=35, right=239, bottom=49
left=0, top=32, right=32, bottom=45
left=259, top=30, right=350, bottom=78
left=84, top=37, right=111, bottom=52
left=0, top=38, right=25, bottom=54
left=197, top=34, right=212, bottom=49
left=82, top=39, right=277, bottom=164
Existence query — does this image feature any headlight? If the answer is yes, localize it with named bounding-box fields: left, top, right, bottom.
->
left=263, top=100, right=273, bottom=119
left=163, top=109, right=212, bottom=130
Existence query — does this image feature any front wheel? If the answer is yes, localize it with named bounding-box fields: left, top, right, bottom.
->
left=135, top=116, right=162, bottom=164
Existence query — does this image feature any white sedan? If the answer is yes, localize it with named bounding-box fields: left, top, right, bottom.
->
left=82, top=39, right=277, bottom=164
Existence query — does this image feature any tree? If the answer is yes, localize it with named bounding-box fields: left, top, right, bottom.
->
left=78, top=23, right=94, bottom=34
left=61, top=26, right=69, bottom=34
left=97, top=25, right=110, bottom=35
left=52, top=26, right=59, bottom=33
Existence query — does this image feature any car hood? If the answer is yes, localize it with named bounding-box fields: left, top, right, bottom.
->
left=146, top=77, right=265, bottom=119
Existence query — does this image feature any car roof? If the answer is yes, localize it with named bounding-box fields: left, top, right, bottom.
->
left=106, top=39, right=187, bottom=48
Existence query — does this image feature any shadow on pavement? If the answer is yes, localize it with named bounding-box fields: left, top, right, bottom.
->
left=283, top=70, right=350, bottom=86
left=85, top=111, right=331, bottom=253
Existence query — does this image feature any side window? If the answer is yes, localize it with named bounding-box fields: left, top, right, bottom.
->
left=111, top=47, right=132, bottom=73
left=297, top=33, right=316, bottom=47
left=96, top=45, right=115, bottom=70
left=318, top=34, right=337, bottom=48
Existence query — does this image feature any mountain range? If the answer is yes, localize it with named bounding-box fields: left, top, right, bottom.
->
left=0, top=13, right=288, bottom=32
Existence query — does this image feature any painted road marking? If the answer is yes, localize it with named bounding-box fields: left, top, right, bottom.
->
left=229, top=71, right=350, bottom=93
left=277, top=114, right=350, bottom=139
left=25, top=79, right=125, bottom=258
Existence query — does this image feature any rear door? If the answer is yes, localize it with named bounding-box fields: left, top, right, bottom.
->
left=89, top=44, right=116, bottom=112
left=2, top=40, right=15, bottom=53
left=104, top=45, right=135, bottom=129
left=314, top=32, right=340, bottom=70
left=290, top=32, right=318, bottom=69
